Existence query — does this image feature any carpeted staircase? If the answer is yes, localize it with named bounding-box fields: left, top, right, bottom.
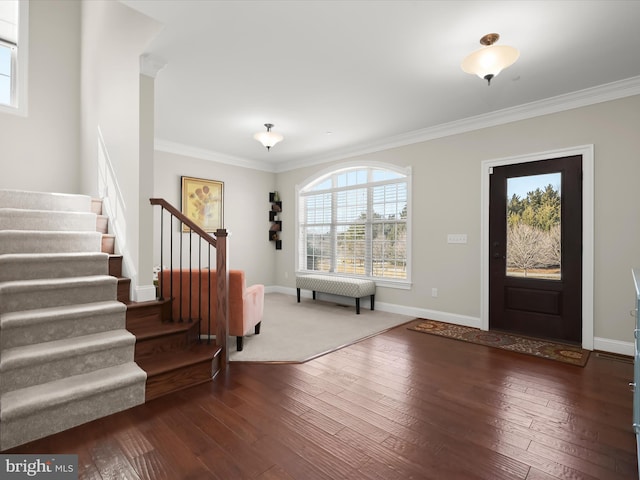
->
left=0, top=189, right=146, bottom=451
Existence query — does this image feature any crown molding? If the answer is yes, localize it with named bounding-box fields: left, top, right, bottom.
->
left=274, top=75, right=640, bottom=173
left=140, top=54, right=167, bottom=78
left=155, top=139, right=277, bottom=172
left=154, top=75, right=640, bottom=174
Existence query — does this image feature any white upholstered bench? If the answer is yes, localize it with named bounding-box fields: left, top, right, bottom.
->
left=296, top=274, right=376, bottom=314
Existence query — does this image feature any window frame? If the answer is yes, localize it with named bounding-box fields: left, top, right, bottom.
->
left=296, top=162, right=412, bottom=289
left=0, top=0, right=28, bottom=116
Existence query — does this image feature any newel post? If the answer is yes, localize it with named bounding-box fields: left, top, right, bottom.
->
left=215, top=229, right=229, bottom=366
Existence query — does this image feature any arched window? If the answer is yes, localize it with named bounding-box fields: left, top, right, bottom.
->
left=297, top=164, right=411, bottom=285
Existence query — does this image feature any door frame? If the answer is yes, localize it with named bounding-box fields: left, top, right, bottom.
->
left=480, top=145, right=594, bottom=349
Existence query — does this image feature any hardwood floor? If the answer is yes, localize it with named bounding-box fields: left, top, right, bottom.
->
left=8, top=319, right=638, bottom=479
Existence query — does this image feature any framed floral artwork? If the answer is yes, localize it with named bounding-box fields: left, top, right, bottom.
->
left=181, top=176, right=224, bottom=232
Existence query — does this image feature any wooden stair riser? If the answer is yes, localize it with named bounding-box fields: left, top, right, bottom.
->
left=144, top=353, right=221, bottom=401
left=108, top=255, right=123, bottom=278
left=96, top=215, right=108, bottom=234
left=125, top=300, right=172, bottom=330
left=101, top=234, right=115, bottom=255
left=117, top=277, right=131, bottom=303
left=133, top=322, right=200, bottom=360
left=91, top=198, right=103, bottom=215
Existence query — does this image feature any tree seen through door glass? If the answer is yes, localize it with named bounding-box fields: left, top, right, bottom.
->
left=506, top=173, right=561, bottom=280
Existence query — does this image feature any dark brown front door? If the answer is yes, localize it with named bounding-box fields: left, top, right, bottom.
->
left=489, top=155, right=582, bottom=343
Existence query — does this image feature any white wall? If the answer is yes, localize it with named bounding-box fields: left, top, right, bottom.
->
left=80, top=0, right=162, bottom=299
left=0, top=0, right=80, bottom=193
left=276, top=95, right=640, bottom=346
left=154, top=150, right=276, bottom=288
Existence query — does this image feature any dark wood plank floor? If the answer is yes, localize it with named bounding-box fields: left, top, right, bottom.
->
left=8, top=319, right=638, bottom=479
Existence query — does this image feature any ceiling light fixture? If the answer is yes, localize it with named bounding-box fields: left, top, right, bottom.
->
left=461, top=33, right=519, bottom=85
left=253, top=123, right=283, bottom=151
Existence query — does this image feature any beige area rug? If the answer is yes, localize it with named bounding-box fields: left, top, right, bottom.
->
left=229, top=292, right=413, bottom=363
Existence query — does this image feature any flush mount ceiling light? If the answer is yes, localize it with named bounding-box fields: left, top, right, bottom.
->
left=253, top=123, right=284, bottom=151
left=461, top=33, right=519, bottom=85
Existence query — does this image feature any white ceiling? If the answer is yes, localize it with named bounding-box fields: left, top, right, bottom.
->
left=121, top=0, right=640, bottom=172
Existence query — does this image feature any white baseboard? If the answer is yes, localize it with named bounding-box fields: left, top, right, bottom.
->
left=594, top=337, right=634, bottom=356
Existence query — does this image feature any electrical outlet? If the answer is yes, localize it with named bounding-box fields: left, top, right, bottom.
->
left=447, top=234, right=468, bottom=244
left=431, top=288, right=438, bottom=297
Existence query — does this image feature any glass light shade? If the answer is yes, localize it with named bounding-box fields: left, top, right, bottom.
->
left=254, top=130, right=284, bottom=149
left=461, top=44, right=520, bottom=79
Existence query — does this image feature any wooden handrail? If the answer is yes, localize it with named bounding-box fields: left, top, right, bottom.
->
left=150, top=197, right=229, bottom=367
left=150, top=198, right=217, bottom=247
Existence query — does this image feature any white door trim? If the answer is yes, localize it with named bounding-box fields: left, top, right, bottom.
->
left=480, top=145, right=594, bottom=350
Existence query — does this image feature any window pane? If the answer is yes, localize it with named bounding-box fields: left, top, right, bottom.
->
left=308, top=177, right=331, bottom=191
left=0, top=44, right=10, bottom=76
left=0, top=44, right=10, bottom=106
left=305, top=227, right=332, bottom=271
left=506, top=173, right=561, bottom=280
left=372, top=169, right=402, bottom=182
left=0, top=74, right=9, bottom=105
left=336, top=188, right=366, bottom=223
left=305, top=193, right=331, bottom=224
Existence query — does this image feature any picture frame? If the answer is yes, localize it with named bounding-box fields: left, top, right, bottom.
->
left=181, top=176, right=224, bottom=232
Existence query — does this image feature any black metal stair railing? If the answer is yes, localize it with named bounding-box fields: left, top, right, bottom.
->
left=150, top=198, right=229, bottom=366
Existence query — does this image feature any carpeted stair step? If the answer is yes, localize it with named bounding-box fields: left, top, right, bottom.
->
left=0, top=230, right=102, bottom=254
left=0, top=208, right=97, bottom=232
left=0, top=189, right=92, bottom=212
left=0, top=300, right=126, bottom=350
left=0, top=275, right=118, bottom=314
left=0, top=330, right=136, bottom=394
left=0, top=362, right=146, bottom=451
left=0, top=252, right=109, bottom=282
left=0, top=188, right=147, bottom=451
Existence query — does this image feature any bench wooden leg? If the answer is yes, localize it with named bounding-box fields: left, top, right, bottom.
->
left=297, top=288, right=301, bottom=302
left=371, top=294, right=375, bottom=311
left=312, top=291, right=316, bottom=300
left=255, top=321, right=261, bottom=334
left=356, top=298, right=360, bottom=314
left=236, top=336, right=244, bottom=352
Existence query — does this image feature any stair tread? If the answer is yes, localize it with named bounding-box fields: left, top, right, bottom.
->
left=0, top=274, right=116, bottom=291
left=129, top=320, right=193, bottom=340
left=125, top=298, right=170, bottom=309
left=0, top=189, right=92, bottom=212
left=1, top=362, right=146, bottom=420
left=0, top=252, right=109, bottom=261
left=1, top=329, right=135, bottom=369
left=1, top=300, right=125, bottom=324
left=137, top=343, right=221, bottom=376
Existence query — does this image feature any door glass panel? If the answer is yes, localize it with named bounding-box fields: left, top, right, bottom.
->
left=506, top=173, right=561, bottom=280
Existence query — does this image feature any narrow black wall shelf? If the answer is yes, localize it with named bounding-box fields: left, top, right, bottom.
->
left=269, top=192, right=282, bottom=250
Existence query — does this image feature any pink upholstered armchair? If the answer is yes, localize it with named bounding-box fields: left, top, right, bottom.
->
left=161, top=269, right=264, bottom=351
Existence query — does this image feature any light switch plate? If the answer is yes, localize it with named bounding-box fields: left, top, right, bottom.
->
left=447, top=234, right=467, bottom=244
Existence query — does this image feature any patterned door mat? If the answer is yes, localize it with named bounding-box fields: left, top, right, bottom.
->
left=409, top=319, right=590, bottom=367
